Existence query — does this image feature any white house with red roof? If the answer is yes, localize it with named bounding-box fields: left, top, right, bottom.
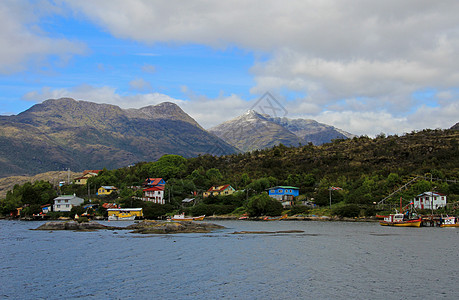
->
left=142, top=178, right=166, bottom=204
left=413, top=192, right=447, bottom=210
left=203, top=185, right=235, bottom=198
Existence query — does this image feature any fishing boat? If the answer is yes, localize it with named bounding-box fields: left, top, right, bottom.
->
left=379, top=198, right=421, bottom=227
left=263, top=214, right=287, bottom=221
left=439, top=216, right=459, bottom=227
left=170, top=213, right=205, bottom=221
left=379, top=213, right=422, bottom=227
left=108, top=212, right=136, bottom=221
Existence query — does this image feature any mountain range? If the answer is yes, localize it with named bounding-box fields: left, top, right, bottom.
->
left=0, top=98, right=237, bottom=177
left=209, top=110, right=355, bottom=152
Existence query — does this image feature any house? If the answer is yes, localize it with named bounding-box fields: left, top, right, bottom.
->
left=74, top=170, right=102, bottom=185
left=142, top=178, right=166, bottom=204
left=143, top=185, right=165, bottom=204
left=97, top=186, right=118, bottom=196
left=268, top=186, right=300, bottom=207
left=413, top=192, right=447, bottom=210
left=143, top=178, right=166, bottom=187
left=203, top=185, right=235, bottom=198
left=53, top=194, right=84, bottom=212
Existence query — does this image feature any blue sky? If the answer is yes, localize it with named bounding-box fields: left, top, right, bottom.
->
left=1, top=0, right=459, bottom=135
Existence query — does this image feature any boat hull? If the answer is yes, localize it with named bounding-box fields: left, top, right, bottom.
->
left=440, top=224, right=459, bottom=227
left=108, top=215, right=136, bottom=221
left=171, top=215, right=205, bottom=221
left=379, top=218, right=421, bottom=227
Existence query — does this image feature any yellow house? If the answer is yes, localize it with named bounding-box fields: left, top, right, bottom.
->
left=203, top=185, right=235, bottom=198
left=74, top=170, right=102, bottom=185
left=107, top=208, right=143, bottom=220
left=97, top=186, right=118, bottom=196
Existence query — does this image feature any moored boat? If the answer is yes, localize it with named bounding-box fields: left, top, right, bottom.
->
left=108, top=212, right=136, bottom=221
left=379, top=213, right=421, bottom=227
left=170, top=213, right=205, bottom=221
left=439, top=216, right=459, bottom=227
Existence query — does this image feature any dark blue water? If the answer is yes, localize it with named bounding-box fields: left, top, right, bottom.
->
left=1, top=219, right=459, bottom=299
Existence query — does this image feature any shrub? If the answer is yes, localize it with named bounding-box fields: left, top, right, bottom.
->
left=331, top=204, right=360, bottom=218
left=288, top=205, right=310, bottom=216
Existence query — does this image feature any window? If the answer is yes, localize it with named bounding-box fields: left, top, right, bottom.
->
left=279, top=189, right=283, bottom=193
left=57, top=205, right=60, bottom=208
left=66, top=204, right=69, bottom=208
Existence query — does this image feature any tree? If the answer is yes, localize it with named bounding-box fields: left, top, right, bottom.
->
left=206, top=168, right=223, bottom=186
left=246, top=193, right=283, bottom=217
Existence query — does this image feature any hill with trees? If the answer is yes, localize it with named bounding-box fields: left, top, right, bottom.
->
left=2, top=128, right=459, bottom=218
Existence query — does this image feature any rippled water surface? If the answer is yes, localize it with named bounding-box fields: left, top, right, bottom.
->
left=1, top=219, right=459, bottom=299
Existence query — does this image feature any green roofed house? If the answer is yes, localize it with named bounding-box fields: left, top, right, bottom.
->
left=268, top=186, right=300, bottom=207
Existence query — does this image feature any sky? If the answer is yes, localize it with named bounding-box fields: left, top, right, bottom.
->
left=1, top=0, right=459, bottom=136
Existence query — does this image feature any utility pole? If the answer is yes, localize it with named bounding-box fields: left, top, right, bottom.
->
left=329, top=187, right=332, bottom=209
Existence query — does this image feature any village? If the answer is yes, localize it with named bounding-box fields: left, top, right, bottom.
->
left=8, top=167, right=457, bottom=228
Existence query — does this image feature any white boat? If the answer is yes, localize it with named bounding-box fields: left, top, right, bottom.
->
left=170, top=213, right=205, bottom=221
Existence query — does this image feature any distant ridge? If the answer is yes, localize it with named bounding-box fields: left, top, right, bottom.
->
left=209, top=110, right=355, bottom=151
left=0, top=98, right=237, bottom=177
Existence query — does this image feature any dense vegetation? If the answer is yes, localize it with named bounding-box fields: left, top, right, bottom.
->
left=2, top=128, right=459, bottom=218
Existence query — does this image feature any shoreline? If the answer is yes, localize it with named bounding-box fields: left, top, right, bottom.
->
left=1, top=215, right=380, bottom=222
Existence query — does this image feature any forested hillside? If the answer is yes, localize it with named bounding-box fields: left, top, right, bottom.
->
left=2, top=129, right=459, bottom=218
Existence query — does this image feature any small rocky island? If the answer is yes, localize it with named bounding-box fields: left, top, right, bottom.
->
left=34, top=220, right=225, bottom=234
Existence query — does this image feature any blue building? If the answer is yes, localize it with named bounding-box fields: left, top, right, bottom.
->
left=268, top=186, right=300, bottom=207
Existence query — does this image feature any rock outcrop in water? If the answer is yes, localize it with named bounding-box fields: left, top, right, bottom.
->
left=34, top=220, right=225, bottom=233
left=34, top=221, right=113, bottom=231
left=127, top=220, right=225, bottom=234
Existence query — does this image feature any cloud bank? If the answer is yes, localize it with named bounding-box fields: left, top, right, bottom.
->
left=4, top=0, right=459, bottom=135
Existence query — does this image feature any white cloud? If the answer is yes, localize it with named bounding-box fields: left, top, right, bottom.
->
left=13, top=0, right=459, bottom=136
left=0, top=0, right=86, bottom=74
left=141, top=64, right=156, bottom=73
left=129, top=78, right=152, bottom=92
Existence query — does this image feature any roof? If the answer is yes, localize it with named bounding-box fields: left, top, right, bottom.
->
left=107, top=208, right=143, bottom=211
left=54, top=195, right=83, bottom=200
left=102, top=203, right=118, bottom=208
left=83, top=170, right=102, bottom=175
left=207, top=184, right=232, bottom=192
left=269, top=186, right=299, bottom=190
left=417, top=191, right=446, bottom=197
left=143, top=186, right=165, bottom=191
left=144, top=178, right=165, bottom=186
left=100, top=186, right=117, bottom=190
left=182, top=198, right=195, bottom=203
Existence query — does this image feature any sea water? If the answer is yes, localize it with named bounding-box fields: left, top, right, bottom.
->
left=1, top=219, right=458, bottom=299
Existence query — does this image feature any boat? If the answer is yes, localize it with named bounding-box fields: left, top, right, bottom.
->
left=379, top=199, right=421, bottom=227
left=108, top=212, right=136, bottom=221
left=379, top=213, right=421, bottom=227
left=170, top=213, right=205, bottom=221
left=263, top=214, right=288, bottom=221
left=439, top=216, right=459, bottom=227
